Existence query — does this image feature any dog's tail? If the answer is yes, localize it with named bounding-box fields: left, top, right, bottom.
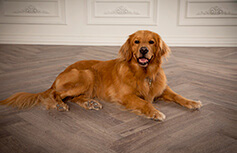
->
left=0, top=89, right=52, bottom=109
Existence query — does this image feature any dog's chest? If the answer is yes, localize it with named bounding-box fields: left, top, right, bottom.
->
left=137, top=75, right=166, bottom=102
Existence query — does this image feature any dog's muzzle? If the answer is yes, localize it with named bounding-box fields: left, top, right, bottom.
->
left=140, top=47, right=149, bottom=55
left=137, top=47, right=150, bottom=67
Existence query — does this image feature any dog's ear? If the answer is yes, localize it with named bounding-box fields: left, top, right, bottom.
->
left=159, top=39, right=170, bottom=58
left=156, top=34, right=170, bottom=58
left=119, top=37, right=132, bottom=61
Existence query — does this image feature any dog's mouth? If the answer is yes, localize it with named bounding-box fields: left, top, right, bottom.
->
left=137, top=57, right=150, bottom=67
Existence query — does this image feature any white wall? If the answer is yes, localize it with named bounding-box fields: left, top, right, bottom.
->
left=0, top=0, right=236, bottom=46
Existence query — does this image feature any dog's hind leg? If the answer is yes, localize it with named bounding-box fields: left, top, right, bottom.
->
left=51, top=91, right=70, bottom=111
left=40, top=89, right=69, bottom=111
left=53, top=68, right=101, bottom=111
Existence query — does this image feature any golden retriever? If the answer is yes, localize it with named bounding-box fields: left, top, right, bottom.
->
left=0, top=30, right=202, bottom=121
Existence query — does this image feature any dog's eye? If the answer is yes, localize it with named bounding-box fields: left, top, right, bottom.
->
left=149, top=40, right=154, bottom=44
left=134, top=40, right=140, bottom=44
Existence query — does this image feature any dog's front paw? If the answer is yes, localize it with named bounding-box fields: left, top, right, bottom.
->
left=83, top=100, right=103, bottom=110
left=149, top=110, right=166, bottom=121
left=56, top=103, right=69, bottom=112
left=185, top=100, right=202, bottom=110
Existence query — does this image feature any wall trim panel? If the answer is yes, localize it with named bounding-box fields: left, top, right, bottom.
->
left=0, top=34, right=236, bottom=47
left=179, top=0, right=237, bottom=25
left=0, top=0, right=66, bottom=24
left=87, top=0, right=158, bottom=25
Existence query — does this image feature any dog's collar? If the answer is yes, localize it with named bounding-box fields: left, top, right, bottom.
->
left=146, top=77, right=153, bottom=87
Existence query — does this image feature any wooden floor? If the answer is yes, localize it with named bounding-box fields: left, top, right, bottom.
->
left=0, top=45, right=236, bottom=153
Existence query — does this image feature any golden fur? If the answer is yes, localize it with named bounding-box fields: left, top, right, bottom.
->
left=0, top=30, right=202, bottom=121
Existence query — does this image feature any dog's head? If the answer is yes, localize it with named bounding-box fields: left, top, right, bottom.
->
left=119, top=30, right=170, bottom=67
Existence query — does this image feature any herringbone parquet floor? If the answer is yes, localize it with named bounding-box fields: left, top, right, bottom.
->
left=0, top=45, right=236, bottom=153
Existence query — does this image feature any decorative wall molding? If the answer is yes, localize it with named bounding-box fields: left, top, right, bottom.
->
left=0, top=33, right=236, bottom=47
left=179, top=0, right=237, bottom=25
left=196, top=6, right=237, bottom=16
left=0, top=0, right=66, bottom=24
left=104, top=5, right=140, bottom=15
left=87, top=0, right=158, bottom=25
left=13, top=5, right=50, bottom=15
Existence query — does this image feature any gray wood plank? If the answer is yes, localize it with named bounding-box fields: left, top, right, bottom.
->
left=0, top=45, right=236, bottom=153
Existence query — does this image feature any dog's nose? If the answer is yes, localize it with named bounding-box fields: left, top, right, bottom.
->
left=140, top=47, right=149, bottom=55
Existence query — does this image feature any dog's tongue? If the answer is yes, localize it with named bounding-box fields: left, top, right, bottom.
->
left=139, top=58, right=148, bottom=64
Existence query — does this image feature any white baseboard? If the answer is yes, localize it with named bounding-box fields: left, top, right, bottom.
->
left=0, top=34, right=236, bottom=47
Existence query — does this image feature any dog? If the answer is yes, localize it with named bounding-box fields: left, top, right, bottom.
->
left=0, top=30, right=202, bottom=121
